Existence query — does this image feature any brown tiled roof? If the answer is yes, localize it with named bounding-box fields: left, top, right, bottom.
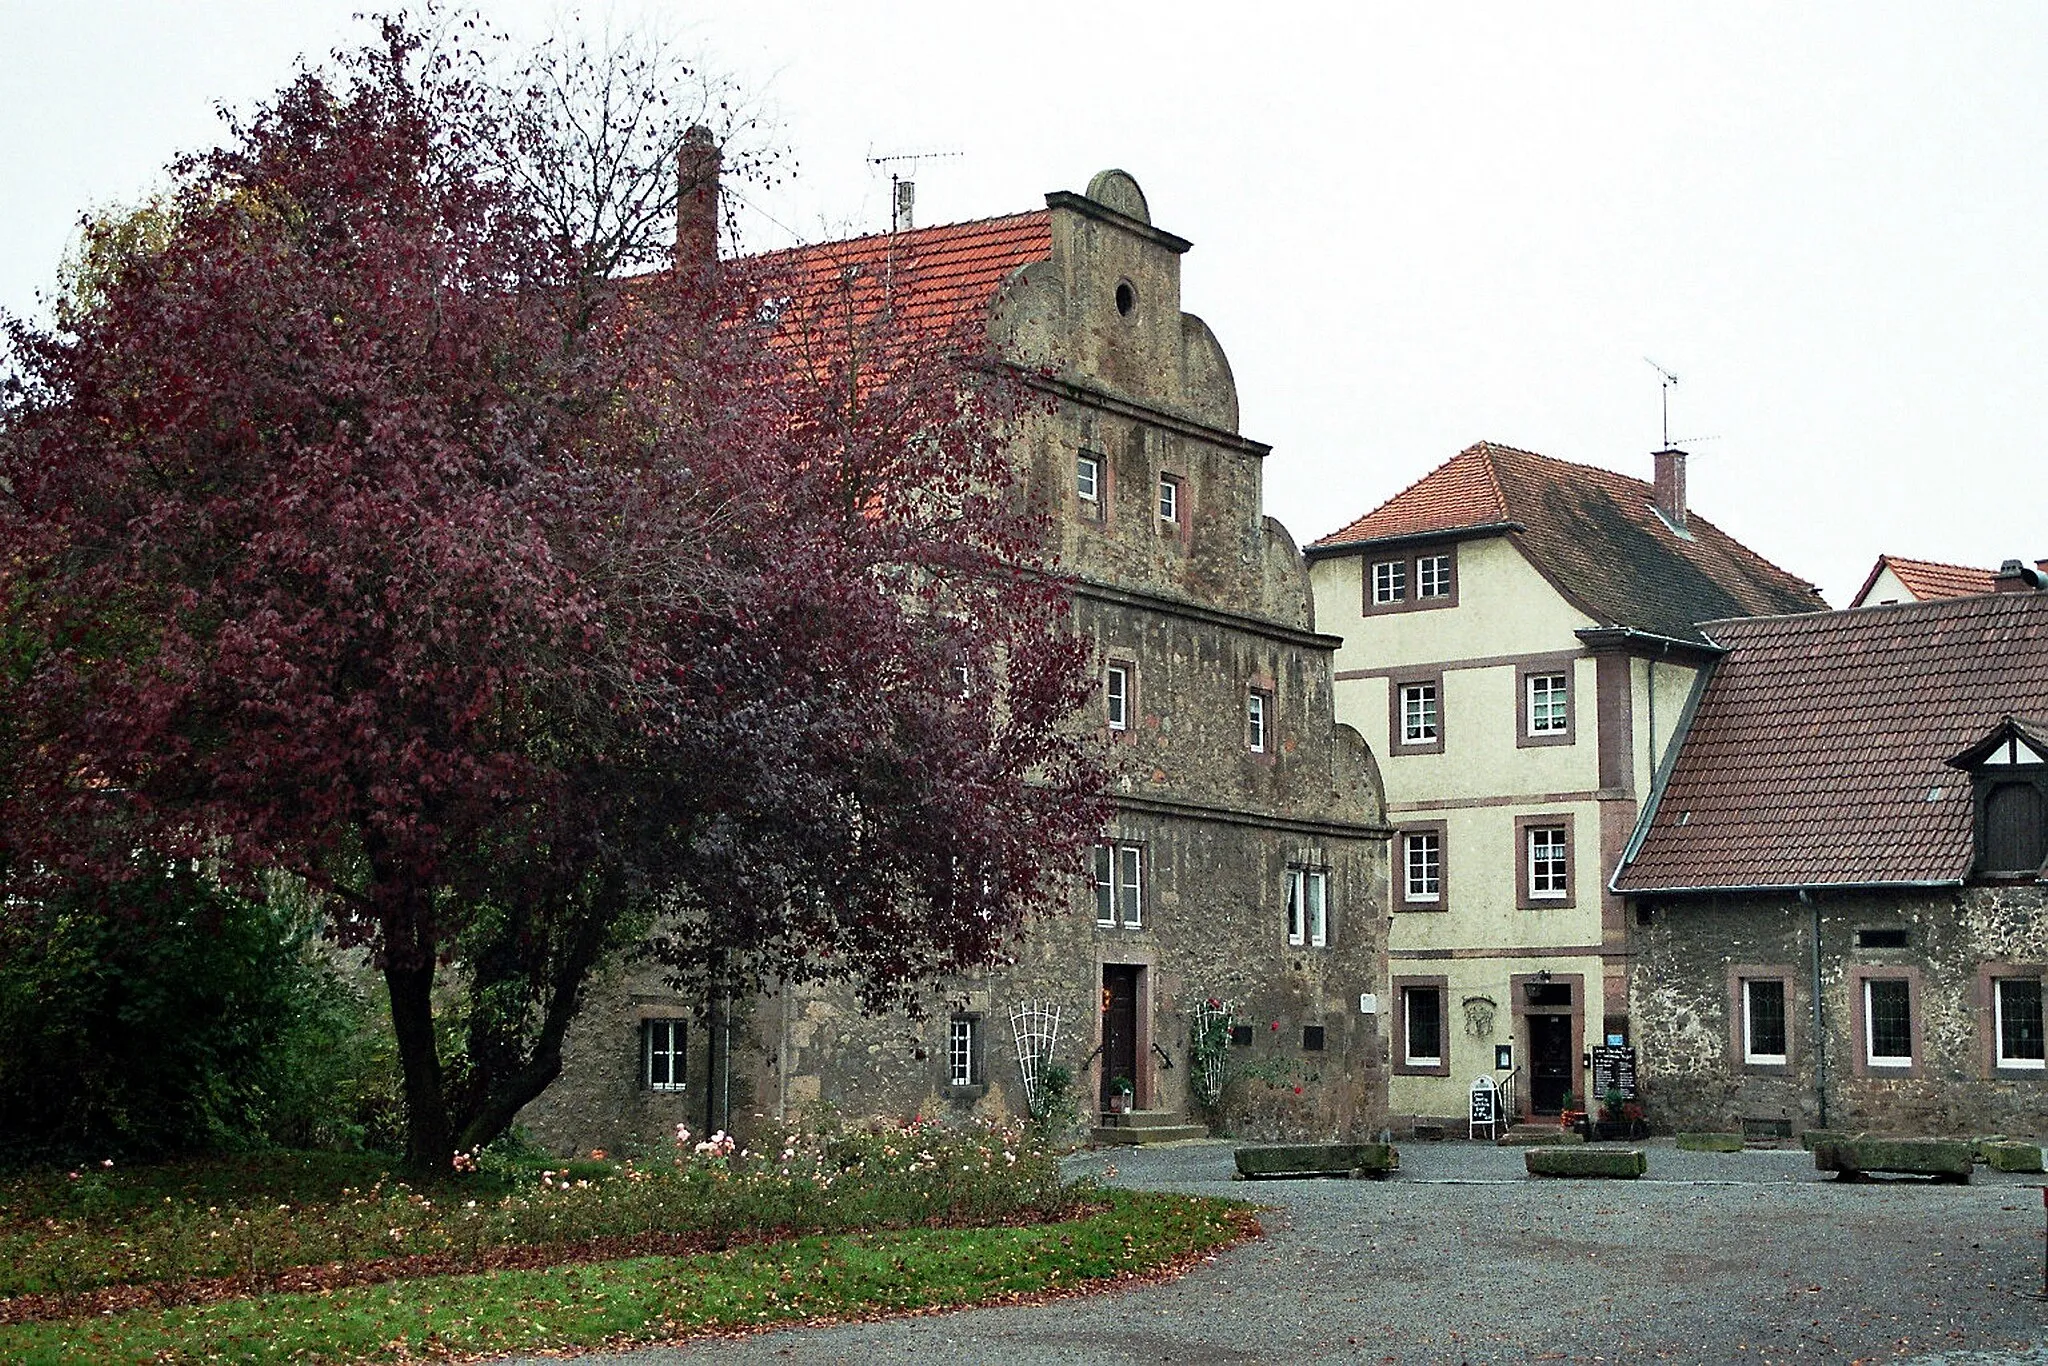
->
left=1310, top=442, right=1824, bottom=642
left=746, top=211, right=1052, bottom=354
left=1613, top=591, right=2048, bottom=892
left=1850, top=554, right=1998, bottom=606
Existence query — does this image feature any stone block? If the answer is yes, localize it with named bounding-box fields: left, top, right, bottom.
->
left=1675, top=1132, right=1745, bottom=1153
left=1800, top=1129, right=1855, bottom=1152
left=1234, top=1142, right=1399, bottom=1180
left=1812, top=1137, right=1972, bottom=1183
left=1525, top=1146, right=1647, bottom=1179
left=1981, top=1141, right=2045, bottom=1173
left=1971, top=1135, right=2010, bottom=1162
left=1497, top=1127, right=1585, bottom=1146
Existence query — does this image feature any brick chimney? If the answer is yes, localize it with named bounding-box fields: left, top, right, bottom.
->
left=1994, top=558, right=2046, bottom=592
left=1652, top=448, right=1687, bottom=531
left=675, top=124, right=720, bottom=274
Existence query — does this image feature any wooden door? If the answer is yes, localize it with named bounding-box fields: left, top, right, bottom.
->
left=1100, top=965, right=1139, bottom=1111
left=1529, top=1013, right=1574, bottom=1114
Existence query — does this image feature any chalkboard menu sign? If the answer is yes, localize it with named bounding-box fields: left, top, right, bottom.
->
left=1590, top=1046, right=1638, bottom=1102
left=1469, top=1077, right=1497, bottom=1128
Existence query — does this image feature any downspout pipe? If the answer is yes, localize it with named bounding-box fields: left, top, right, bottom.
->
left=1802, top=888, right=1827, bottom=1131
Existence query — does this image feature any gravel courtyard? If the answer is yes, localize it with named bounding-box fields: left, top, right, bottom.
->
left=507, top=1139, right=2048, bottom=1365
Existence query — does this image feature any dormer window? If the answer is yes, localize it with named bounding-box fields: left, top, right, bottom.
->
left=1948, top=717, right=2048, bottom=878
left=1364, top=545, right=1457, bottom=613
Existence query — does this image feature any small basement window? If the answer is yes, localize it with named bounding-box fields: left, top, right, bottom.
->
left=1301, top=1025, right=1326, bottom=1052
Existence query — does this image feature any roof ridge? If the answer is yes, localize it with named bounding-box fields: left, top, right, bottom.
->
left=743, top=209, right=1051, bottom=266
left=1706, top=587, right=2048, bottom=633
left=1880, top=552, right=1995, bottom=575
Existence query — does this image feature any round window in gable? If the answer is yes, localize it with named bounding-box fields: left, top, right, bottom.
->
left=1115, top=281, right=1136, bottom=316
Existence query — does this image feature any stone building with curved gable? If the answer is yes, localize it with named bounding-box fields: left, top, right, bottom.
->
left=520, top=169, right=1392, bottom=1151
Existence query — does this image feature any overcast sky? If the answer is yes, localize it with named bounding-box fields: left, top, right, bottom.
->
left=6, top=2, right=2044, bottom=606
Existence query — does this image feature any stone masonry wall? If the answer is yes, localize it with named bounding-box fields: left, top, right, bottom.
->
left=1630, top=886, right=2047, bottom=1137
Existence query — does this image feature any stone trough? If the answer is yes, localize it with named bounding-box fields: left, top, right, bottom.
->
left=1811, top=1137, right=1972, bottom=1183
left=1233, top=1142, right=1399, bottom=1180
left=1524, top=1146, right=1646, bottom=1179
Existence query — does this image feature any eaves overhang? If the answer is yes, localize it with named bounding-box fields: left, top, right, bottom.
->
left=1302, top=521, right=1523, bottom=564
left=1573, top=626, right=1725, bottom=664
left=1608, top=876, right=1966, bottom=898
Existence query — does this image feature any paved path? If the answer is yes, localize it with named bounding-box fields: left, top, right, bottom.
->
left=502, top=1139, right=2048, bottom=1365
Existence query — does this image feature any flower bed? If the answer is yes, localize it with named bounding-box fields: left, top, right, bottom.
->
left=0, top=1116, right=1071, bottom=1311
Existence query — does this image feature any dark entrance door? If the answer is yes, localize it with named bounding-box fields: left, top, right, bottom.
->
left=1529, top=1013, right=1574, bottom=1114
left=1101, top=965, right=1139, bottom=1111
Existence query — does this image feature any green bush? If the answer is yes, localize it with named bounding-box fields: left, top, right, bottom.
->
left=0, top=868, right=379, bottom=1163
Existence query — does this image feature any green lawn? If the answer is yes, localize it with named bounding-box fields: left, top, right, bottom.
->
left=0, top=1189, right=1253, bottom=1365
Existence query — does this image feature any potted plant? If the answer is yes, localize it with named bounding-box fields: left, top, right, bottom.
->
left=1597, top=1087, right=1631, bottom=1140
left=1108, top=1076, right=1135, bottom=1115
left=1557, top=1087, right=1586, bottom=1134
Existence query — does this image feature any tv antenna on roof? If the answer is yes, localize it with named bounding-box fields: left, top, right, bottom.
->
left=869, top=147, right=962, bottom=232
left=1643, top=356, right=1721, bottom=449
left=1644, top=357, right=1680, bottom=448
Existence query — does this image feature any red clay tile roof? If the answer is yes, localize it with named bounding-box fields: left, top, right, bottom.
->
left=1849, top=554, right=1999, bottom=607
left=1613, top=591, right=2048, bottom=892
left=745, top=211, right=1052, bottom=354
left=1310, top=442, right=1824, bottom=642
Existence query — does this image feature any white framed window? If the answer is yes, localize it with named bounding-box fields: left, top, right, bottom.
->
left=1528, top=825, right=1568, bottom=900
left=948, top=1016, right=979, bottom=1087
left=1105, top=664, right=1129, bottom=731
left=1158, top=474, right=1180, bottom=523
left=1285, top=867, right=1328, bottom=947
left=1402, top=985, right=1443, bottom=1067
left=1076, top=452, right=1101, bottom=504
left=1094, top=843, right=1144, bottom=928
left=1995, top=976, right=2045, bottom=1070
left=1247, top=690, right=1269, bottom=753
left=1399, top=682, right=1438, bottom=745
left=1742, top=979, right=1788, bottom=1064
left=1403, top=831, right=1441, bottom=904
left=642, top=1019, right=686, bottom=1092
left=1527, top=673, right=1569, bottom=735
left=1864, top=978, right=1914, bottom=1067
left=1417, top=553, right=1452, bottom=599
left=1372, top=559, right=1407, bottom=605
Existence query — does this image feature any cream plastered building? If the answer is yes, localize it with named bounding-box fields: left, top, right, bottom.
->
left=1305, top=442, right=1824, bottom=1130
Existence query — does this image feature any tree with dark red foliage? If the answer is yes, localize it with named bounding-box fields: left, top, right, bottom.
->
left=0, top=19, right=1105, bottom=1169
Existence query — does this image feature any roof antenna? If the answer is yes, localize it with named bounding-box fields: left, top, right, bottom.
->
left=869, top=149, right=963, bottom=233
left=1644, top=356, right=1721, bottom=448
left=1644, top=357, right=1679, bottom=449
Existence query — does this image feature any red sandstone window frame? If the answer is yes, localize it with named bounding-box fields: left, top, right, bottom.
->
left=1397, top=822, right=1448, bottom=911
left=1389, top=670, right=1445, bottom=755
left=1977, top=963, right=2046, bottom=1075
left=1517, top=658, right=1577, bottom=749
left=1516, top=815, right=1575, bottom=909
left=1392, top=975, right=1451, bottom=1077
left=1726, top=966, right=1794, bottom=1069
left=1847, top=965, right=1923, bottom=1078
left=1362, top=543, right=1459, bottom=616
